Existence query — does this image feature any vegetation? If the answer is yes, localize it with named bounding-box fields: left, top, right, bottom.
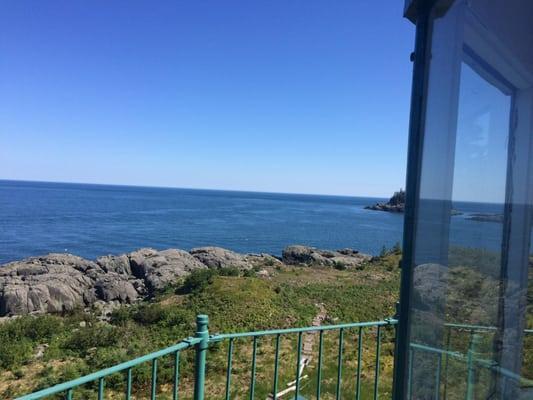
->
left=0, top=251, right=400, bottom=399
left=0, top=246, right=531, bottom=399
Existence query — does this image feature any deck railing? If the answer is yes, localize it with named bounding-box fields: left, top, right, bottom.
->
left=14, top=316, right=532, bottom=400
left=409, top=323, right=533, bottom=400
left=16, top=315, right=398, bottom=400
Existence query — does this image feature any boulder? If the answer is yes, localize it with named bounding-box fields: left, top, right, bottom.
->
left=282, top=245, right=370, bottom=268
left=96, top=254, right=132, bottom=275
left=190, top=247, right=251, bottom=269
left=0, top=254, right=100, bottom=316
left=128, top=248, right=207, bottom=291
left=0, top=253, right=144, bottom=316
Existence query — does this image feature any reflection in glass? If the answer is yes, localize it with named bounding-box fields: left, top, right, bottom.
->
left=405, top=0, right=533, bottom=398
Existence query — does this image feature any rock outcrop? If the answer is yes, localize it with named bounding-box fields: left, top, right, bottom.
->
left=282, top=245, right=370, bottom=268
left=365, top=189, right=406, bottom=213
left=0, top=245, right=370, bottom=317
left=190, top=247, right=250, bottom=270
left=129, top=248, right=207, bottom=291
left=0, top=253, right=141, bottom=316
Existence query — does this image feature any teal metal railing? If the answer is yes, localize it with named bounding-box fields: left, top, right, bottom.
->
left=15, top=316, right=398, bottom=400
left=13, top=315, right=532, bottom=400
left=408, top=324, right=533, bottom=400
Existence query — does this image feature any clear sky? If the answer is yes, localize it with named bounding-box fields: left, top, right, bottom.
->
left=0, top=1, right=414, bottom=197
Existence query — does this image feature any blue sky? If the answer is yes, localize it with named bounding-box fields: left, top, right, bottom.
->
left=0, top=1, right=414, bottom=197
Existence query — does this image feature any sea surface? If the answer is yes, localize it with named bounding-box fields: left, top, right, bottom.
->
left=0, top=180, right=508, bottom=264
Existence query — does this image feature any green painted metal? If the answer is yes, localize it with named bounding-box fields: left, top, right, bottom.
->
left=273, top=334, right=281, bottom=400
left=173, top=351, right=180, bottom=400
left=435, top=353, right=442, bottom=400
left=225, top=339, right=234, bottom=400
left=317, top=330, right=324, bottom=400
left=16, top=338, right=198, bottom=400
left=98, top=377, right=104, bottom=400
left=194, top=315, right=209, bottom=400
left=465, top=333, right=480, bottom=400
left=443, top=327, right=451, bottom=400
left=336, top=328, right=344, bottom=400
left=407, top=349, right=413, bottom=400
left=355, top=327, right=363, bottom=400
left=151, top=358, right=158, bottom=400
left=212, top=320, right=396, bottom=340
left=126, top=367, right=132, bottom=400
left=373, top=326, right=381, bottom=400
left=295, top=332, right=303, bottom=400
left=250, top=337, right=258, bottom=400
left=16, top=316, right=397, bottom=400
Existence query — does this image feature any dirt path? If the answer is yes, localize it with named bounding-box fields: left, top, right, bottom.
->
left=269, top=303, right=327, bottom=399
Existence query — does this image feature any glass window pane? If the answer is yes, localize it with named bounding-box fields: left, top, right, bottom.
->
left=406, top=1, right=533, bottom=398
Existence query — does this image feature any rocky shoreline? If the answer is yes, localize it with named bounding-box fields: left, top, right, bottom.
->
left=0, top=245, right=370, bottom=317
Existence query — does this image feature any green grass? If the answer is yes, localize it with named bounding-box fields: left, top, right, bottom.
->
left=0, top=253, right=400, bottom=399
left=1, top=246, right=531, bottom=399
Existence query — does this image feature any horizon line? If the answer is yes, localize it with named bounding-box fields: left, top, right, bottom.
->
left=0, top=178, right=392, bottom=200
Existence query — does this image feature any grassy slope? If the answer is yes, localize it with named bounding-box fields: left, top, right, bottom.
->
left=1, top=248, right=530, bottom=399
left=0, top=253, right=401, bottom=399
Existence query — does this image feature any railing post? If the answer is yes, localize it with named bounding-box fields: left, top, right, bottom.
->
left=465, top=332, right=480, bottom=400
left=194, top=314, right=209, bottom=400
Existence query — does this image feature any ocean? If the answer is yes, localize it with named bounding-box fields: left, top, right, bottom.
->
left=0, top=180, right=507, bottom=264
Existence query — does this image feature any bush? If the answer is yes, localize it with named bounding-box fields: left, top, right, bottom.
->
left=110, top=307, right=131, bottom=326
left=218, top=266, right=240, bottom=277
left=333, top=261, right=347, bottom=270
left=63, top=325, right=121, bottom=355
left=132, top=304, right=169, bottom=325
left=179, top=269, right=217, bottom=294
left=0, top=338, right=32, bottom=369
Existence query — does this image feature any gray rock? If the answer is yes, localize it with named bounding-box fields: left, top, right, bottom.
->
left=129, top=248, right=207, bottom=291
left=190, top=247, right=251, bottom=269
left=0, top=254, right=100, bottom=316
left=282, top=245, right=370, bottom=268
left=96, top=254, right=131, bottom=275
left=0, top=253, right=144, bottom=317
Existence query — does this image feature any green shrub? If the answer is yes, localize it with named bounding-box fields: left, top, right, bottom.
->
left=0, top=338, right=32, bottom=369
left=333, top=261, right=347, bottom=270
left=179, top=269, right=217, bottom=294
left=110, top=307, right=132, bottom=326
left=218, top=266, right=240, bottom=277
left=132, top=304, right=169, bottom=325
left=62, top=325, right=120, bottom=355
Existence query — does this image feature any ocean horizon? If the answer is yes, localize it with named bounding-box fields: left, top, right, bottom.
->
left=0, top=179, right=507, bottom=264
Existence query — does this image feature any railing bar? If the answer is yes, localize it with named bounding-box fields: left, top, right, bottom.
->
left=213, top=320, right=397, bottom=340
left=151, top=358, right=158, bottom=400
left=272, top=334, right=281, bottom=400
left=435, top=353, right=442, bottom=400
left=373, top=325, right=381, bottom=400
left=317, top=330, right=324, bottom=400
left=126, top=368, right=132, bottom=400
left=66, top=389, right=73, bottom=400
left=173, top=351, right=180, bottom=400
left=336, top=328, right=344, bottom=400
left=225, top=339, right=234, bottom=400
left=98, top=377, right=104, bottom=400
left=295, top=332, right=303, bottom=400
left=355, top=327, right=363, bottom=400
left=250, top=336, right=258, bottom=400
left=407, top=349, right=414, bottom=400
left=16, top=339, right=199, bottom=400
left=443, top=326, right=451, bottom=400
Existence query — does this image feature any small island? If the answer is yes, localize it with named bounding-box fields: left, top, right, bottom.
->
left=365, top=189, right=406, bottom=213
left=365, top=189, right=462, bottom=215
left=467, top=213, right=504, bottom=223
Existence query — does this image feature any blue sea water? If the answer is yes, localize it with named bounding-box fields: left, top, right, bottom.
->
left=0, top=180, right=508, bottom=264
